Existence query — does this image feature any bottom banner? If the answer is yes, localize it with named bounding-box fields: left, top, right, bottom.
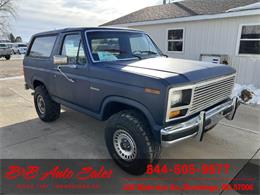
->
left=1, top=159, right=259, bottom=194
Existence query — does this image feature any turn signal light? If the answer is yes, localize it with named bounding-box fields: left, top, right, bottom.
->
left=169, top=110, right=181, bottom=119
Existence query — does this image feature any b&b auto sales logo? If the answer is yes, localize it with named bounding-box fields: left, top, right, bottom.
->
left=0, top=159, right=258, bottom=194
left=4, top=164, right=112, bottom=181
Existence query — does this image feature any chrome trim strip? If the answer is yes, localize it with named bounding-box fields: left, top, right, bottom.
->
left=161, top=132, right=198, bottom=146
left=164, top=98, right=233, bottom=135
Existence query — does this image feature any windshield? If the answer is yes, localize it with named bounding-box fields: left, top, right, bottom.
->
left=87, top=31, right=161, bottom=62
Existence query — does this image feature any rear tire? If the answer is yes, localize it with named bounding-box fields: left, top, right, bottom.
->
left=34, top=85, right=60, bottom=122
left=105, top=110, right=160, bottom=175
left=5, top=55, right=10, bottom=60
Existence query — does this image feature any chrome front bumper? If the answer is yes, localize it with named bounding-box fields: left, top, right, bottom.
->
left=161, top=97, right=239, bottom=147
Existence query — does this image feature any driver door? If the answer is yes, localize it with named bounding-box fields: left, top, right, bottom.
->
left=54, top=32, right=90, bottom=107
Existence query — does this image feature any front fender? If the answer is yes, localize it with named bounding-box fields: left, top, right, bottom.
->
left=100, top=96, right=162, bottom=142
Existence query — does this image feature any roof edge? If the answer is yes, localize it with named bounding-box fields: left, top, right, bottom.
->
left=102, top=9, right=260, bottom=27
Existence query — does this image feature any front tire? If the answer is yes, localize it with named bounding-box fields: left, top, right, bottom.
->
left=34, top=85, right=60, bottom=122
left=105, top=110, right=160, bottom=175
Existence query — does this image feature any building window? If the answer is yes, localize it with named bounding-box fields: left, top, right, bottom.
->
left=167, top=29, right=184, bottom=52
left=238, top=24, right=260, bottom=55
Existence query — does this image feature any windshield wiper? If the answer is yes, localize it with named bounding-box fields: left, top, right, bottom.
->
left=132, top=54, right=142, bottom=60
left=142, top=50, right=158, bottom=55
left=103, top=49, right=127, bottom=54
left=132, top=50, right=158, bottom=56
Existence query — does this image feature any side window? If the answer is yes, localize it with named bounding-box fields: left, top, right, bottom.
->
left=29, top=36, right=57, bottom=57
left=167, top=29, right=184, bottom=52
left=78, top=42, right=86, bottom=65
left=61, top=34, right=86, bottom=65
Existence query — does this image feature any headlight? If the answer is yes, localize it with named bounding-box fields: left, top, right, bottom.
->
left=166, top=88, right=192, bottom=122
left=170, top=90, right=183, bottom=107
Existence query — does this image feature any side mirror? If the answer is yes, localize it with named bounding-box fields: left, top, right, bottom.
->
left=53, top=55, right=68, bottom=65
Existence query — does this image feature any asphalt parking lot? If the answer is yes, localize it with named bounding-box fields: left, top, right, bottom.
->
left=0, top=58, right=259, bottom=194
left=0, top=55, right=24, bottom=78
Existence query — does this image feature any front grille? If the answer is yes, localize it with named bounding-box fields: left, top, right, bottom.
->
left=189, top=75, right=235, bottom=115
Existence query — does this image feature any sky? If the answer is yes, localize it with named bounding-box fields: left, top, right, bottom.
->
left=9, top=0, right=162, bottom=42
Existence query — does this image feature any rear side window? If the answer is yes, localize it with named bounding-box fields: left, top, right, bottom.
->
left=29, top=36, right=56, bottom=57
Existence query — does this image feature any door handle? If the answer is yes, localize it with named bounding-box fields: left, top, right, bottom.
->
left=56, top=65, right=75, bottom=83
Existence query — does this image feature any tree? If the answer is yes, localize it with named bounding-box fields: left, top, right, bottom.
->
left=15, top=35, right=21, bottom=42
left=7, top=33, right=23, bottom=42
left=0, top=0, right=16, bottom=35
left=8, top=32, right=15, bottom=42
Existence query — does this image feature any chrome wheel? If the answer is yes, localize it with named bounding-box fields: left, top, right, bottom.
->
left=113, top=129, right=137, bottom=161
left=36, top=95, right=45, bottom=114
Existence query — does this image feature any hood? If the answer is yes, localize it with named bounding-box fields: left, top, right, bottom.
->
left=102, top=57, right=236, bottom=85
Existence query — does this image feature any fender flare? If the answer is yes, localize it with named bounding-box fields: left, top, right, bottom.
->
left=100, top=96, right=161, bottom=141
left=31, top=77, right=48, bottom=90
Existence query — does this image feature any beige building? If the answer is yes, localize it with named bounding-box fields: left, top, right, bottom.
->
left=103, top=0, right=260, bottom=87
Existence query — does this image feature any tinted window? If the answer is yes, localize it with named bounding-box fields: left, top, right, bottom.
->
left=61, top=34, right=86, bottom=65
left=29, top=36, right=56, bottom=57
left=239, top=25, right=260, bottom=55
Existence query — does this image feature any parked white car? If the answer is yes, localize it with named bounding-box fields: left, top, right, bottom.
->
left=12, top=43, right=28, bottom=55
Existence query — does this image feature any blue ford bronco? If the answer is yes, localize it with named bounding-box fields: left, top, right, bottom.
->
left=23, top=27, right=239, bottom=174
